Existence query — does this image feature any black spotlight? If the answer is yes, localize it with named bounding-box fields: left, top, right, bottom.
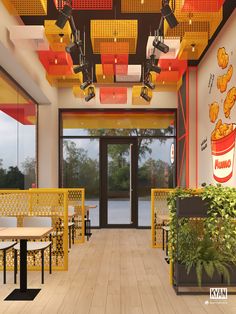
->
left=149, top=64, right=161, bottom=74
left=65, top=42, right=77, bottom=54
left=73, top=64, right=87, bottom=74
left=55, top=4, right=72, bottom=29
left=140, top=87, right=151, bottom=102
left=80, top=80, right=92, bottom=90
left=153, top=39, right=169, bottom=53
left=161, top=1, right=178, bottom=29
left=144, top=74, right=155, bottom=90
left=85, top=86, right=95, bottom=102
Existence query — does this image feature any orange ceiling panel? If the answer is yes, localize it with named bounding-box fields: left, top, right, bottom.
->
left=178, top=32, right=209, bottom=60
left=95, top=64, right=114, bottom=83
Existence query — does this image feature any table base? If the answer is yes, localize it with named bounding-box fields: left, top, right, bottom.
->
left=5, top=289, right=41, bottom=301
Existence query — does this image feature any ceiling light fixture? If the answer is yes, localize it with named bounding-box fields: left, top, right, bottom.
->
left=59, top=33, right=64, bottom=43
left=85, top=86, right=95, bottom=102
left=161, top=0, right=179, bottom=29
left=140, top=87, right=151, bottom=102
left=144, top=73, right=155, bottom=90
left=55, top=4, right=72, bottom=29
left=152, top=38, right=169, bottom=53
left=191, top=43, right=196, bottom=52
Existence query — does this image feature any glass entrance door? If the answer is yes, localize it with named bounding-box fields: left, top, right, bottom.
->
left=100, top=138, right=138, bottom=227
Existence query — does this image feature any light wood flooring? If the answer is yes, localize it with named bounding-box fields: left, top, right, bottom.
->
left=0, top=229, right=236, bottom=314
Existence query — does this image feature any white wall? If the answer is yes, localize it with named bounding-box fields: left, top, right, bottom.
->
left=0, top=2, right=59, bottom=187
left=197, top=9, right=236, bottom=187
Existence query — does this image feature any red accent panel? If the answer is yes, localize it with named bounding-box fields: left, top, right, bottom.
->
left=99, top=87, right=127, bottom=104
left=178, top=90, right=186, bottom=130
left=186, top=69, right=189, bottom=188
left=101, top=54, right=128, bottom=75
left=181, top=0, right=224, bottom=12
left=38, top=50, right=73, bottom=75
left=196, top=67, right=198, bottom=187
left=0, top=103, right=36, bottom=125
left=158, top=59, right=187, bottom=78
left=54, top=0, right=113, bottom=10
left=155, top=71, right=180, bottom=82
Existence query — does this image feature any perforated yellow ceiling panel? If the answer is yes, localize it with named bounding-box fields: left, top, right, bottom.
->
left=2, top=0, right=47, bottom=15
left=121, top=0, right=161, bottom=13
left=90, top=20, right=138, bottom=54
left=178, top=32, right=209, bottom=60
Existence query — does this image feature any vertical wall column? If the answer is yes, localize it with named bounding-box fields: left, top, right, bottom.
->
left=188, top=67, right=197, bottom=188
left=38, top=102, right=59, bottom=187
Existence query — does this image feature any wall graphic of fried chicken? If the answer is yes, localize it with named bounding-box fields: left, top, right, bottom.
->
left=209, top=102, right=219, bottom=123
left=224, top=87, right=236, bottom=118
left=211, top=119, right=234, bottom=140
left=217, top=64, right=233, bottom=93
left=217, top=47, right=229, bottom=69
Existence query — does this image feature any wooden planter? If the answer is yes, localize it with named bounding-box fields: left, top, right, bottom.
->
left=175, top=263, right=236, bottom=286
left=176, top=196, right=209, bottom=217
left=174, top=263, right=222, bottom=286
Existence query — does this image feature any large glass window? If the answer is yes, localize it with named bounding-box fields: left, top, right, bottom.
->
left=0, top=69, right=38, bottom=189
left=60, top=110, right=176, bottom=227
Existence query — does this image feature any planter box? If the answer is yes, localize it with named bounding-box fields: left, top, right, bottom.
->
left=174, top=263, right=222, bottom=286
left=225, top=265, right=236, bottom=285
left=176, top=196, right=209, bottom=218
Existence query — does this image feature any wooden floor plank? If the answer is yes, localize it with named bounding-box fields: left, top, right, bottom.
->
left=0, top=229, right=236, bottom=314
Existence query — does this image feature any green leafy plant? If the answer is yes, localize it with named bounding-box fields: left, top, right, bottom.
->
left=168, top=185, right=236, bottom=287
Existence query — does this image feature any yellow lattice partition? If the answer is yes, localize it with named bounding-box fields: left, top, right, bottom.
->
left=90, top=20, right=138, bottom=54
left=96, top=64, right=114, bottom=83
left=121, top=0, right=161, bottom=13
left=46, top=72, right=83, bottom=88
left=174, top=1, right=223, bottom=39
left=178, top=32, right=208, bottom=60
left=67, top=188, right=85, bottom=244
left=0, top=189, right=68, bottom=271
left=29, top=188, right=85, bottom=244
left=2, top=0, right=47, bottom=15
left=151, top=189, right=173, bottom=248
left=44, top=20, right=71, bottom=51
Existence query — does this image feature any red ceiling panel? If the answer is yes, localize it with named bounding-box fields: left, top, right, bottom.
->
left=54, top=0, right=113, bottom=10
left=158, top=58, right=187, bottom=78
left=181, top=0, right=225, bottom=12
left=101, top=54, right=129, bottom=75
left=38, top=50, right=73, bottom=75
left=100, top=87, right=127, bottom=104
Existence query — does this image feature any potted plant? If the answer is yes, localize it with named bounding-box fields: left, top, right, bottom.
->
left=168, top=185, right=236, bottom=289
